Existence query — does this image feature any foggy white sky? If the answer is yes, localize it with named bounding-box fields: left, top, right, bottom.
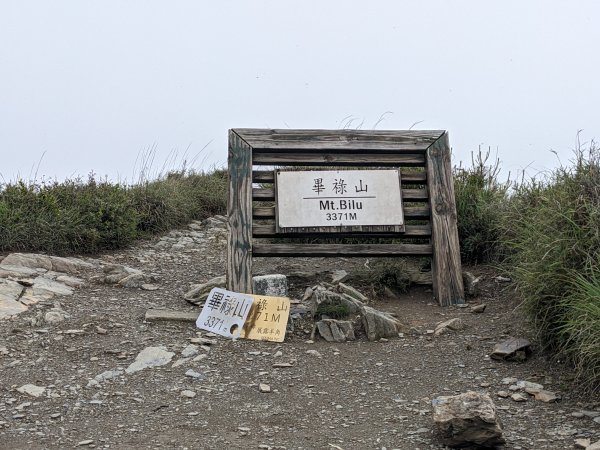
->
left=1, top=1, right=599, bottom=183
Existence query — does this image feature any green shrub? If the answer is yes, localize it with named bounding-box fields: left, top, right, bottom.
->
left=503, top=143, right=600, bottom=392
left=557, top=272, right=600, bottom=393
left=315, top=301, right=351, bottom=319
left=369, top=258, right=413, bottom=294
left=0, top=169, right=227, bottom=254
left=453, top=148, right=509, bottom=264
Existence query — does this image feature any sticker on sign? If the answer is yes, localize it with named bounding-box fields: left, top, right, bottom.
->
left=196, top=288, right=254, bottom=339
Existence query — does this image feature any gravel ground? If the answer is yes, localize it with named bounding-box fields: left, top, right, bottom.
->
left=1, top=219, right=599, bottom=450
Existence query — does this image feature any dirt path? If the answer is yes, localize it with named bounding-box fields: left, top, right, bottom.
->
left=1, top=218, right=599, bottom=450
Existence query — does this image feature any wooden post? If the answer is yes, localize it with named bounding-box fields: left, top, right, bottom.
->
left=226, top=130, right=253, bottom=293
left=426, top=132, right=465, bottom=306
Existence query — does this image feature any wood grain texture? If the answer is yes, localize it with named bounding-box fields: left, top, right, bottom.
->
left=253, top=187, right=427, bottom=202
left=253, top=243, right=432, bottom=257
left=252, top=223, right=430, bottom=238
left=252, top=152, right=425, bottom=167
left=226, top=130, right=254, bottom=293
left=426, top=132, right=465, bottom=306
left=253, top=169, right=426, bottom=185
left=252, top=205, right=430, bottom=219
left=235, top=128, right=444, bottom=152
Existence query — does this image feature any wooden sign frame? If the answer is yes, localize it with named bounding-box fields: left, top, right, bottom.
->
left=226, top=128, right=465, bottom=306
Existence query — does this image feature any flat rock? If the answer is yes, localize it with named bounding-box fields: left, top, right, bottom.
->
left=434, top=318, right=465, bottom=336
left=125, top=346, right=175, bottom=374
left=330, top=269, right=349, bottom=284
left=185, top=369, right=204, bottom=379
left=1, top=253, right=93, bottom=274
left=516, top=380, right=544, bottom=391
left=471, top=304, right=487, bottom=313
left=181, top=344, right=199, bottom=358
left=145, top=309, right=198, bottom=323
left=183, top=276, right=226, bottom=305
left=31, top=277, right=74, bottom=296
left=337, top=283, right=368, bottom=303
left=180, top=390, right=196, bottom=398
left=532, top=390, right=559, bottom=403
left=259, top=383, right=271, bottom=393
left=17, top=384, right=46, bottom=398
left=88, top=369, right=124, bottom=387
left=511, top=393, right=528, bottom=402
left=432, top=391, right=505, bottom=448
left=588, top=440, right=600, bottom=450
left=44, top=308, right=69, bottom=325
left=575, top=438, right=591, bottom=449
left=490, top=337, right=531, bottom=360
left=0, top=279, right=28, bottom=319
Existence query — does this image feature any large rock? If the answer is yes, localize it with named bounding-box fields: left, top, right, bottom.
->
left=490, top=337, right=531, bottom=361
left=432, top=391, right=505, bottom=448
left=361, top=304, right=406, bottom=341
left=337, top=282, right=368, bottom=302
left=0, top=279, right=27, bottom=319
left=1, top=253, right=94, bottom=274
left=312, top=289, right=362, bottom=316
left=316, top=319, right=356, bottom=342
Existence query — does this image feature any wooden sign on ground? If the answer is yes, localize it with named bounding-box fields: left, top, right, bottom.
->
left=226, top=128, right=465, bottom=306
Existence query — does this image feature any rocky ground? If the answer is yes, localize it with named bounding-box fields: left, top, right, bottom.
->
left=1, top=216, right=599, bottom=450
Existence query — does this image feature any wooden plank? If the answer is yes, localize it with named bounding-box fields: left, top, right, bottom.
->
left=252, top=223, right=431, bottom=238
left=252, top=205, right=430, bottom=219
left=426, top=132, right=465, bottom=306
left=252, top=243, right=432, bottom=257
left=253, top=169, right=426, bottom=185
left=227, top=130, right=254, bottom=293
left=253, top=187, right=427, bottom=202
left=235, top=128, right=444, bottom=152
left=145, top=309, right=199, bottom=323
left=253, top=170, right=276, bottom=183
left=253, top=152, right=425, bottom=166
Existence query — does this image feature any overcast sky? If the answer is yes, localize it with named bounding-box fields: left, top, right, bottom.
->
left=1, top=1, right=599, bottom=184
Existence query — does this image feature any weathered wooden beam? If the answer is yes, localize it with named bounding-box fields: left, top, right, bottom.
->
left=252, top=205, right=430, bottom=220
left=235, top=128, right=444, bottom=152
left=252, top=243, right=432, bottom=257
left=252, top=153, right=425, bottom=167
left=252, top=223, right=431, bottom=238
left=252, top=187, right=428, bottom=202
left=227, top=130, right=254, bottom=293
left=426, top=132, right=465, bottom=306
left=253, top=169, right=426, bottom=185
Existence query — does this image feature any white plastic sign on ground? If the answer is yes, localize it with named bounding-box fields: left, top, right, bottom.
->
left=196, top=288, right=254, bottom=339
left=276, top=169, right=404, bottom=228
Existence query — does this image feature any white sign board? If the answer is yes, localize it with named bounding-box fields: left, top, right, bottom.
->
left=196, top=288, right=254, bottom=339
left=276, top=169, right=404, bottom=228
